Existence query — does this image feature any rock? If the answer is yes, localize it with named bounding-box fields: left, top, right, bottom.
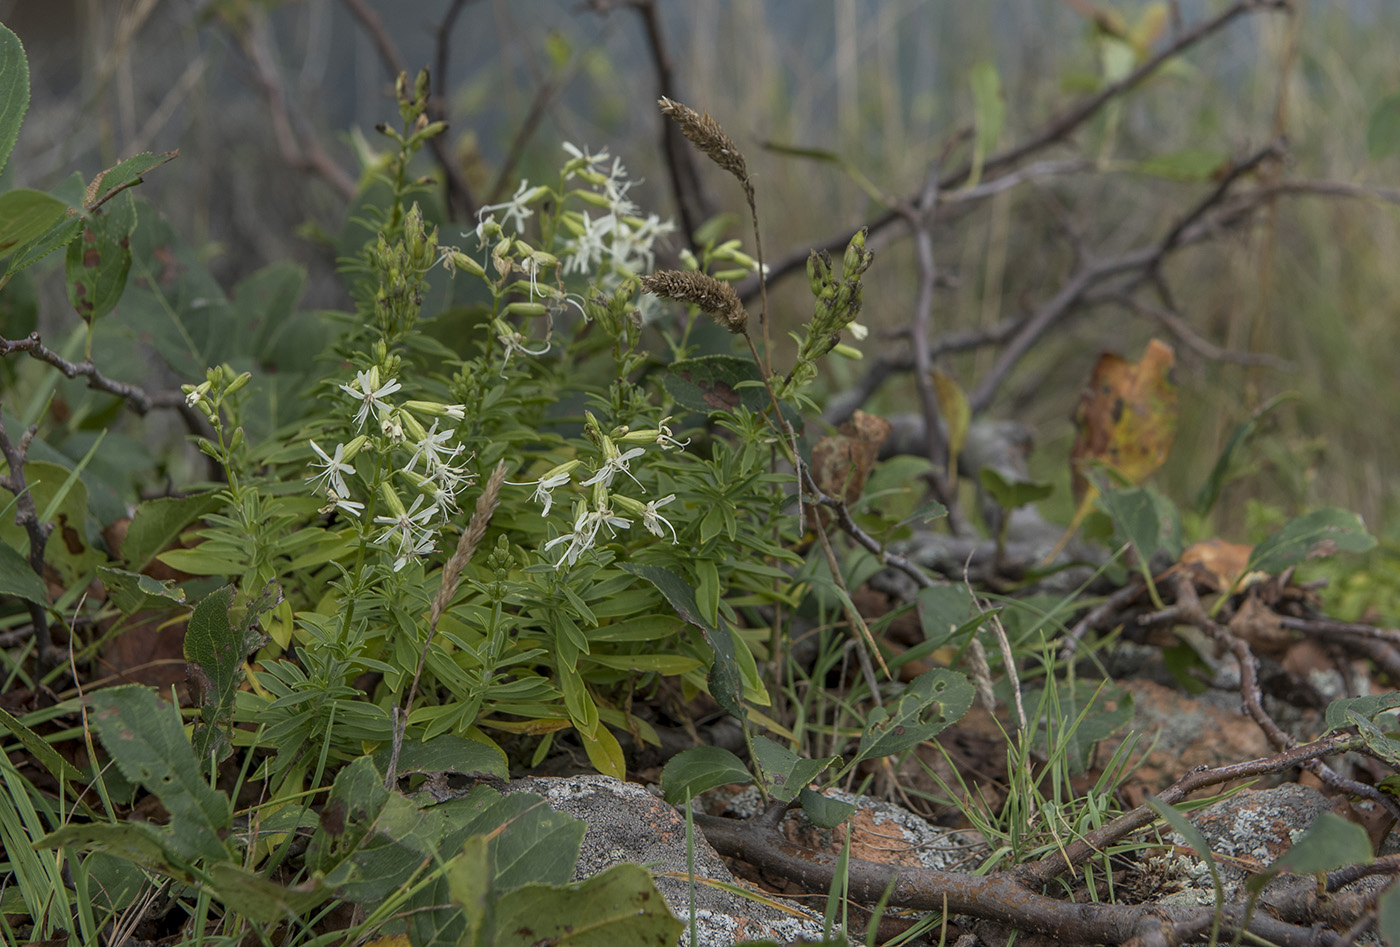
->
left=506, top=774, right=839, bottom=946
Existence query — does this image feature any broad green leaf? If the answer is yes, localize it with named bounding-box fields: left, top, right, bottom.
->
left=751, top=736, right=836, bottom=803
left=486, top=795, right=587, bottom=893
left=374, top=733, right=508, bottom=780
left=660, top=746, right=753, bottom=805
left=156, top=546, right=246, bottom=576
left=966, top=61, right=1004, bottom=188
left=185, top=585, right=266, bottom=762
left=97, top=566, right=187, bottom=615
left=1347, top=710, right=1400, bottom=767
left=1265, top=812, right=1372, bottom=877
left=493, top=863, right=683, bottom=946
left=1325, top=692, right=1400, bottom=732
left=916, top=584, right=976, bottom=649
left=621, top=562, right=744, bottom=718
left=852, top=668, right=973, bottom=764
left=206, top=863, right=327, bottom=923
left=0, top=538, right=46, bottom=605
left=82, top=151, right=177, bottom=207
left=65, top=189, right=136, bottom=324
left=3, top=213, right=82, bottom=276
left=0, top=25, right=27, bottom=177
left=799, top=788, right=857, bottom=829
left=1100, top=486, right=1161, bottom=563
left=979, top=468, right=1053, bottom=511
left=36, top=821, right=195, bottom=883
left=88, top=686, right=231, bottom=862
left=1378, top=883, right=1400, bottom=947
left=122, top=491, right=222, bottom=572
left=579, top=723, right=626, bottom=779
left=0, top=461, right=103, bottom=595
left=445, top=835, right=493, bottom=946
left=1367, top=91, right=1400, bottom=161
left=1245, top=508, right=1376, bottom=576
left=0, top=189, right=66, bottom=261
left=664, top=355, right=767, bottom=416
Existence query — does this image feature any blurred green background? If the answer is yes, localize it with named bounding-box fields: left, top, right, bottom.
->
left=4, top=0, right=1399, bottom=540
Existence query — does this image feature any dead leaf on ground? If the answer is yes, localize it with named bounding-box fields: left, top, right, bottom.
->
left=810, top=410, right=893, bottom=506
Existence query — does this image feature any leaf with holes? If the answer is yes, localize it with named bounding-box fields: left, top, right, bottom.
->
left=852, top=668, right=973, bottom=764
left=65, top=190, right=136, bottom=325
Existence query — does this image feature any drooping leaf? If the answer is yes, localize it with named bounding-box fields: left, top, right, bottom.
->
left=36, top=820, right=196, bottom=883
left=931, top=370, right=970, bottom=483
left=0, top=706, right=87, bottom=789
left=621, top=562, right=744, bottom=718
left=1137, top=148, right=1228, bottom=182
left=660, top=746, right=753, bottom=805
left=979, top=467, right=1053, bottom=512
left=1324, top=692, right=1400, bottom=733
left=491, top=863, right=683, bottom=946
left=1245, top=508, right=1376, bottom=576
left=206, top=863, right=328, bottom=923
left=1194, top=392, right=1296, bottom=516
left=852, top=668, right=974, bottom=764
left=87, top=686, right=231, bottom=862
left=81, top=151, right=178, bottom=208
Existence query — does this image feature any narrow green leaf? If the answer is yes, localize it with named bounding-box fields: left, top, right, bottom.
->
left=1149, top=798, right=1223, bottom=922
left=660, top=746, right=753, bottom=805
left=1100, top=486, right=1161, bottom=563
left=966, top=61, right=1004, bottom=188
left=88, top=686, right=231, bottom=862
left=493, top=863, right=683, bottom=946
left=1136, top=148, right=1227, bottom=181
left=206, top=863, right=328, bottom=923
left=4, top=214, right=82, bottom=278
left=1245, top=508, right=1376, bottom=576
left=0, top=705, right=87, bottom=788
left=83, top=151, right=177, bottom=207
left=0, top=25, right=28, bottom=178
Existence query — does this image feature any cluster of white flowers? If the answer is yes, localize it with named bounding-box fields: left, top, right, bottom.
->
left=307, top=366, right=472, bottom=572
left=508, top=415, right=687, bottom=569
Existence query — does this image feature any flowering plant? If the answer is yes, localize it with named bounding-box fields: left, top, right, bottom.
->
left=142, top=71, right=875, bottom=787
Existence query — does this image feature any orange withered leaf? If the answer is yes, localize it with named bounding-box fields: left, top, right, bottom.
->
left=1069, top=338, right=1178, bottom=503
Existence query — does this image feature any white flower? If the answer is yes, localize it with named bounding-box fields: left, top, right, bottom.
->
left=405, top=420, right=464, bottom=476
left=655, top=417, right=689, bottom=451
left=373, top=494, right=438, bottom=571
left=543, top=504, right=632, bottom=569
left=477, top=179, right=538, bottom=235
left=340, top=370, right=402, bottom=432
left=307, top=440, right=355, bottom=499
left=641, top=494, right=678, bottom=542
left=579, top=445, right=646, bottom=490
left=497, top=327, right=551, bottom=367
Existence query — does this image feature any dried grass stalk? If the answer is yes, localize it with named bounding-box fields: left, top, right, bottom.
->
left=429, top=459, right=507, bottom=627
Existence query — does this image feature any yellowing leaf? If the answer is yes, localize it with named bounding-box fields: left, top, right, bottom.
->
left=1070, top=338, right=1178, bottom=503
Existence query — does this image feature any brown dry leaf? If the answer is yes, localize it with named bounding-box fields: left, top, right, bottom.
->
left=1228, top=593, right=1294, bottom=657
left=1070, top=338, right=1178, bottom=503
left=810, top=410, right=893, bottom=506
left=1180, top=538, right=1254, bottom=592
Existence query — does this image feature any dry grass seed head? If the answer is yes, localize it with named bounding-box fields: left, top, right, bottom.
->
left=641, top=270, right=748, bottom=334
